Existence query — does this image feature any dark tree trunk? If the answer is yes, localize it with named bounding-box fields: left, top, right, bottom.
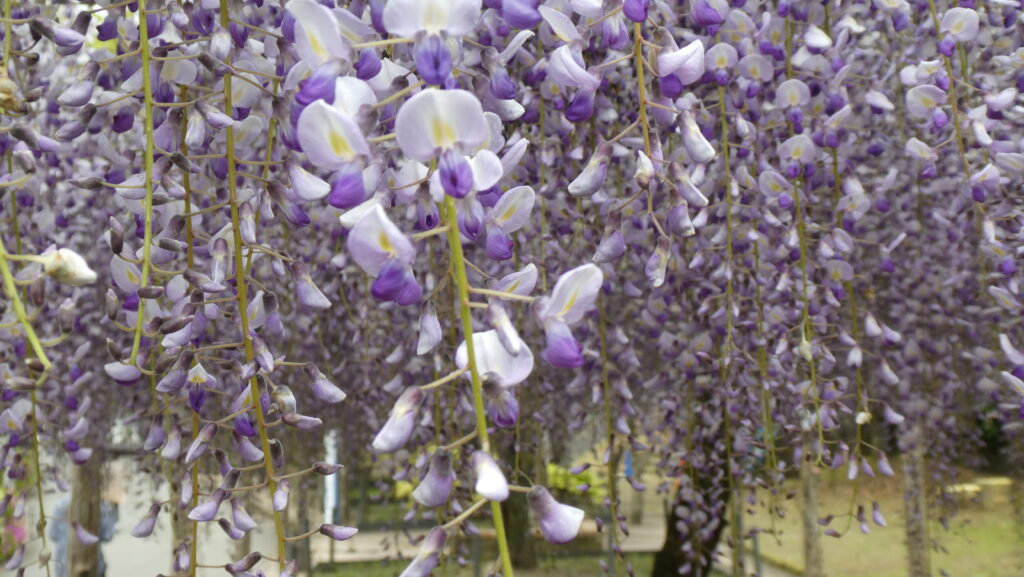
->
left=652, top=485, right=729, bottom=577
left=801, top=434, right=825, bottom=577
left=501, top=426, right=537, bottom=569
left=68, top=457, right=103, bottom=577
left=903, top=438, right=931, bottom=577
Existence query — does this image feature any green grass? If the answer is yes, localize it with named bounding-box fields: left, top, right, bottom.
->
left=749, top=471, right=1024, bottom=577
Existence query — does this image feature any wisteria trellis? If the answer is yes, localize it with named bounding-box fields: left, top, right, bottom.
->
left=0, top=0, right=1022, bottom=576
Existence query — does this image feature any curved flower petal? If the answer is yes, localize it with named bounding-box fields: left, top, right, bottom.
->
left=538, top=6, right=581, bottom=43
left=384, top=0, right=482, bottom=38
left=493, top=263, right=538, bottom=296
left=472, top=451, right=509, bottom=501
left=348, top=204, right=416, bottom=277
left=657, top=39, right=704, bottom=84
left=940, top=8, right=979, bottom=42
left=488, top=185, right=535, bottom=233
left=455, top=330, right=534, bottom=387
left=546, top=45, right=601, bottom=92
left=333, top=77, right=378, bottom=116
left=540, top=263, right=604, bottom=325
left=905, top=85, right=947, bottom=118
left=297, top=100, right=370, bottom=170
left=528, top=486, right=584, bottom=544
left=395, top=88, right=489, bottom=162
left=287, top=0, right=351, bottom=68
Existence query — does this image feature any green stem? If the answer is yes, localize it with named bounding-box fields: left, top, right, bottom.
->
left=442, top=195, right=515, bottom=577
left=793, top=177, right=825, bottom=458
left=718, top=82, right=743, bottom=577
left=598, top=294, right=622, bottom=577
left=218, top=0, right=287, bottom=566
left=129, top=0, right=156, bottom=365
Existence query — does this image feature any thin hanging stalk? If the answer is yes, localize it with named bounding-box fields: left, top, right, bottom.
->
left=218, top=0, right=287, bottom=566
left=442, top=195, right=515, bottom=577
left=0, top=235, right=51, bottom=577
left=129, top=0, right=156, bottom=365
left=717, top=80, right=744, bottom=577
left=178, top=82, right=201, bottom=576
left=598, top=294, right=623, bottom=577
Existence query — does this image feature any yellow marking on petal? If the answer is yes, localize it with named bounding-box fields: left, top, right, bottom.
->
left=792, top=145, right=803, bottom=159
left=499, top=203, right=520, bottom=224
left=329, top=130, right=353, bottom=158
left=921, top=96, right=936, bottom=108
left=560, top=289, right=579, bottom=317
left=309, top=32, right=327, bottom=59
left=716, top=55, right=727, bottom=68
left=378, top=231, right=395, bottom=255
left=431, top=117, right=456, bottom=149
left=127, top=269, right=139, bottom=284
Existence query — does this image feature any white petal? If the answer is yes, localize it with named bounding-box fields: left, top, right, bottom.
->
left=705, top=42, right=738, bottom=70
left=472, top=451, right=509, bottom=502
left=538, top=6, right=580, bottom=44
left=546, top=45, right=601, bottom=92
left=904, top=137, right=937, bottom=161
left=657, top=39, right=704, bottom=81
left=161, top=58, right=197, bottom=85
left=288, top=0, right=350, bottom=67
left=468, top=149, right=504, bottom=191
left=542, top=264, right=604, bottom=325
left=455, top=330, right=534, bottom=388
left=297, top=100, right=370, bottom=170
left=804, top=24, right=832, bottom=50
left=489, top=186, right=535, bottom=233
left=940, top=8, right=979, bottom=42
left=500, top=138, right=529, bottom=175
left=776, top=78, right=810, bottom=108
left=333, top=77, right=377, bottom=116
left=493, top=264, right=538, bottom=296
left=395, top=89, right=489, bottom=162
left=1000, top=334, right=1024, bottom=365
left=905, top=85, right=947, bottom=118
left=383, top=0, right=481, bottom=37
left=347, top=204, right=416, bottom=276
left=498, top=30, right=535, bottom=64
left=288, top=162, right=330, bottom=201
left=865, top=90, right=895, bottom=111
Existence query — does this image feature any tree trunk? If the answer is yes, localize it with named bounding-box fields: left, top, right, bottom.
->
left=801, top=434, right=825, bottom=577
left=903, top=440, right=931, bottom=577
left=501, top=431, right=537, bottom=569
left=68, top=458, right=103, bottom=577
left=652, top=484, right=729, bottom=577
left=297, top=481, right=313, bottom=576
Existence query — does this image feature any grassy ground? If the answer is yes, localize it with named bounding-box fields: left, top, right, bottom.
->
left=319, top=553, right=659, bottom=577
left=748, top=469, right=1024, bottom=577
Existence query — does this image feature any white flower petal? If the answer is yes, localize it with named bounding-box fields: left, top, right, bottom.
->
left=287, top=0, right=350, bottom=67
left=347, top=204, right=415, bottom=277
left=489, top=186, right=535, bottom=233
left=455, top=330, right=534, bottom=388
left=297, top=100, right=370, bottom=170
left=542, top=264, right=604, bottom=325
left=395, top=89, right=489, bottom=162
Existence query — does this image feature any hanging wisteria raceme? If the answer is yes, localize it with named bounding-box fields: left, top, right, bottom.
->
left=1, top=1, right=1023, bottom=577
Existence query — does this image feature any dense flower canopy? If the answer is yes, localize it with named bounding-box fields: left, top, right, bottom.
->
left=0, top=1, right=1022, bottom=576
